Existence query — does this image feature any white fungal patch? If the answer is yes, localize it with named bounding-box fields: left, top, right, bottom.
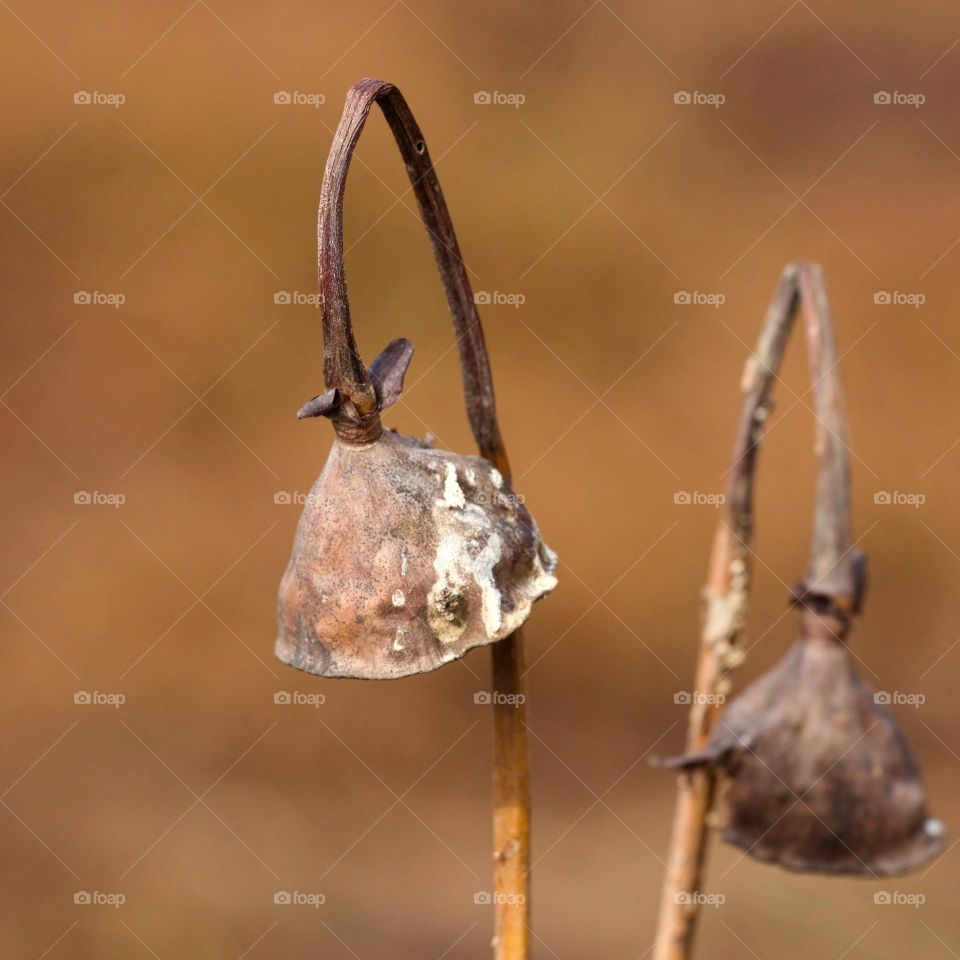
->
left=427, top=532, right=471, bottom=644
left=438, top=462, right=466, bottom=509
left=392, top=628, right=405, bottom=652
left=925, top=817, right=945, bottom=839
left=474, top=533, right=503, bottom=635
left=425, top=460, right=559, bottom=647
left=400, top=543, right=408, bottom=578
left=392, top=589, right=406, bottom=608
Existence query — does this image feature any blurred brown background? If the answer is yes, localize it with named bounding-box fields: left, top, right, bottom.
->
left=2, top=1, right=960, bottom=957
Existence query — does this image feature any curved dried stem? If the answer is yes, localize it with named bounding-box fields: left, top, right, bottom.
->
left=653, top=261, right=856, bottom=960
left=318, top=78, right=507, bottom=470
left=319, top=79, right=527, bottom=959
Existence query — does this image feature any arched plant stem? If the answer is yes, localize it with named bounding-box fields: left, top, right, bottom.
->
left=653, top=261, right=856, bottom=960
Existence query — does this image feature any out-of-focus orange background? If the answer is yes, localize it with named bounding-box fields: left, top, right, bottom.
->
left=3, top=2, right=960, bottom=957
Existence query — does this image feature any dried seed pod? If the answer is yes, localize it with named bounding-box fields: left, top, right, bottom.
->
left=672, top=599, right=944, bottom=875
left=275, top=80, right=557, bottom=681
left=277, top=344, right=557, bottom=680
left=660, top=263, right=944, bottom=881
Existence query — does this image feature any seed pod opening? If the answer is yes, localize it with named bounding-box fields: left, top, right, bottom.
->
left=671, top=602, right=944, bottom=875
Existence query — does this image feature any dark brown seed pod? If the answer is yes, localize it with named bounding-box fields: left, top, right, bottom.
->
left=275, top=80, right=556, bottom=680
left=660, top=263, right=943, bottom=881
left=670, top=598, right=944, bottom=875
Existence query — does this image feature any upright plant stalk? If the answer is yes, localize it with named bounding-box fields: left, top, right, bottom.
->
left=318, top=79, right=529, bottom=959
left=653, top=261, right=852, bottom=960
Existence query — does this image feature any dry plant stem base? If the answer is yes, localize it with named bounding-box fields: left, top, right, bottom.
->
left=653, top=263, right=817, bottom=960
left=320, top=80, right=531, bottom=959
left=491, top=631, right=531, bottom=959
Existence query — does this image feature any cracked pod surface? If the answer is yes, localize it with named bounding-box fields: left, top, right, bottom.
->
left=276, top=429, right=557, bottom=680
left=674, top=606, right=944, bottom=875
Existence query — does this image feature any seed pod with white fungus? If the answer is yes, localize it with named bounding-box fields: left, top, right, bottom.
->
left=274, top=81, right=557, bottom=681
